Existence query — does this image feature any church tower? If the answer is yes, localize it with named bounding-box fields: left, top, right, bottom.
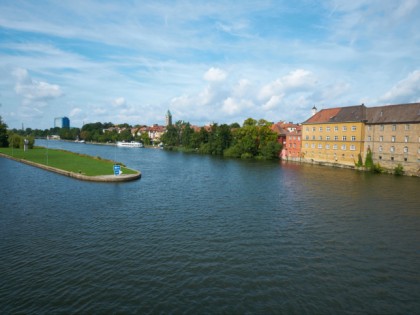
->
left=165, top=110, right=172, bottom=126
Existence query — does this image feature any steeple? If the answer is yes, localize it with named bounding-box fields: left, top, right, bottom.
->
left=311, top=106, right=318, bottom=116
left=165, top=110, right=172, bottom=126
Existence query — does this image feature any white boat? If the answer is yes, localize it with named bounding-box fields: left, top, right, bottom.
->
left=117, top=141, right=144, bottom=148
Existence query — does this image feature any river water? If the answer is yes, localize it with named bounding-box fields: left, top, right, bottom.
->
left=1, top=140, right=419, bottom=314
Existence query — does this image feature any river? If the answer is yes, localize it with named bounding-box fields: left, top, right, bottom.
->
left=1, top=140, right=419, bottom=314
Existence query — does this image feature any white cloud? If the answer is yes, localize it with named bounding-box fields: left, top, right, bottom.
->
left=259, top=69, right=316, bottom=100
left=204, top=67, right=227, bottom=82
left=113, top=97, right=127, bottom=108
left=222, top=97, right=253, bottom=115
left=69, top=107, right=82, bottom=117
left=262, top=94, right=284, bottom=111
left=12, top=68, right=63, bottom=105
left=380, top=70, right=420, bottom=103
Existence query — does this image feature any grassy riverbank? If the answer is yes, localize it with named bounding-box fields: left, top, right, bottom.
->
left=0, top=146, right=138, bottom=176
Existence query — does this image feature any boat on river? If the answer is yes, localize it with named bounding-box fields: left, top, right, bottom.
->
left=117, top=141, right=144, bottom=148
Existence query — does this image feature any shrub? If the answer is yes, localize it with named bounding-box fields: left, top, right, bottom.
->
left=394, top=164, right=404, bottom=176
left=371, top=163, right=383, bottom=174
left=365, top=148, right=374, bottom=169
left=355, top=153, right=363, bottom=167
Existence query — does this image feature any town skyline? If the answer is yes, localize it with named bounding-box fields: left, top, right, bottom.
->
left=1, top=1, right=419, bottom=130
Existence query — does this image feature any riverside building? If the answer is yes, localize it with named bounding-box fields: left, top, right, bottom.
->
left=300, top=102, right=420, bottom=176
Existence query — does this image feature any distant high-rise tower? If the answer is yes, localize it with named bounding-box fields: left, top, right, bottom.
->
left=165, top=110, right=172, bottom=126
left=54, top=116, right=70, bottom=128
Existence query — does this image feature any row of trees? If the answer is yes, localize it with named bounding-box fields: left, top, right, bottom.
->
left=161, top=118, right=281, bottom=160
left=4, top=121, right=151, bottom=145
left=1, top=116, right=281, bottom=160
left=0, top=116, right=35, bottom=149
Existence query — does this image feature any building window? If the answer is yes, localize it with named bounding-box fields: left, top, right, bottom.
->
left=390, top=146, right=395, bottom=153
left=342, top=136, right=347, bottom=141
left=298, top=136, right=300, bottom=141
left=319, top=136, right=322, bottom=140
left=306, top=127, right=309, bottom=131
left=342, top=126, right=347, bottom=131
left=319, top=127, right=323, bottom=132
left=333, top=144, right=338, bottom=150
left=334, top=126, right=338, bottom=131
left=350, top=145, right=356, bottom=151
left=379, top=136, right=383, bottom=142
left=405, top=136, right=409, bottom=142
left=312, top=135, right=315, bottom=140
left=341, top=144, right=346, bottom=150
left=368, top=125, right=372, bottom=131
left=305, top=143, right=309, bottom=148
left=326, top=144, right=330, bottom=149
left=312, top=127, right=316, bottom=131
left=305, top=136, right=309, bottom=140
left=404, top=146, right=408, bottom=153
left=380, top=125, right=384, bottom=131
left=379, top=146, right=383, bottom=152
left=405, top=124, right=410, bottom=130
left=351, top=136, right=356, bottom=141
left=326, top=136, right=330, bottom=140
left=379, top=156, right=382, bottom=160
left=392, top=124, right=396, bottom=131
left=318, top=144, right=322, bottom=149
left=367, top=136, right=372, bottom=141
left=391, top=136, right=396, bottom=142
left=326, top=126, right=330, bottom=132
left=334, top=136, right=338, bottom=141
left=311, top=144, right=315, bottom=148
left=352, top=126, right=356, bottom=131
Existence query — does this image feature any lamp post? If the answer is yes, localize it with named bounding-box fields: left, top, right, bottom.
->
left=46, top=135, right=49, bottom=165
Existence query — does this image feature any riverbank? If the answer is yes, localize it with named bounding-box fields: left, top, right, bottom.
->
left=0, top=147, right=141, bottom=182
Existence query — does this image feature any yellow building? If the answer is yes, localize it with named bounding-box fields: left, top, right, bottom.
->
left=301, top=105, right=367, bottom=166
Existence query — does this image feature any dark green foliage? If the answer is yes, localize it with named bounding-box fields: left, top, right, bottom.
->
left=7, top=133, right=35, bottom=149
left=364, top=148, right=374, bottom=169
left=0, top=116, right=8, bottom=147
left=394, top=164, right=404, bottom=176
left=161, top=118, right=281, bottom=160
left=356, top=153, right=363, bottom=167
left=371, top=163, right=383, bottom=174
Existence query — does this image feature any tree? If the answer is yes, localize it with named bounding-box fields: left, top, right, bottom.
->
left=161, top=125, right=179, bottom=147
left=0, top=116, right=9, bottom=147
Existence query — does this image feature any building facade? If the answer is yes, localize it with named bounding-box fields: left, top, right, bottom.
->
left=364, top=103, right=420, bottom=175
left=301, top=105, right=366, bottom=166
left=54, top=117, right=70, bottom=128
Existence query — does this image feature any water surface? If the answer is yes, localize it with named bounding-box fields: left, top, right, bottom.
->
left=1, top=140, right=419, bottom=314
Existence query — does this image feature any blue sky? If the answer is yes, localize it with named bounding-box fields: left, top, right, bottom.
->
left=0, top=0, right=419, bottom=129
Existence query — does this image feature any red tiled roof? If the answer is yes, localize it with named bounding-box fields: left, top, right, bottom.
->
left=303, top=107, right=341, bottom=124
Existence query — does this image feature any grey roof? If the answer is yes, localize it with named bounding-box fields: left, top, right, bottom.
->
left=366, top=103, right=420, bottom=124
left=330, top=105, right=367, bottom=122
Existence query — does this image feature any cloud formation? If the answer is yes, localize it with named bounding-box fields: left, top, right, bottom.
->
left=381, top=70, right=420, bottom=103
left=13, top=68, right=63, bottom=106
left=0, top=1, right=418, bottom=128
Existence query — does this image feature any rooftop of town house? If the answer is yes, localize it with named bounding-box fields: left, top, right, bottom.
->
left=302, top=107, right=341, bottom=124
left=366, top=102, right=420, bottom=124
left=303, top=104, right=367, bottom=124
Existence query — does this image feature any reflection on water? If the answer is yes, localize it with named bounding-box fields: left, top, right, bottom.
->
left=1, top=140, right=419, bottom=314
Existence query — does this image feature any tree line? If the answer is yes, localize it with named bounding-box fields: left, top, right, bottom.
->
left=1, top=116, right=281, bottom=160
left=161, top=118, right=281, bottom=160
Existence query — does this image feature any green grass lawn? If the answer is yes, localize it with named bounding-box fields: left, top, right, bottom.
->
left=0, top=146, right=138, bottom=176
